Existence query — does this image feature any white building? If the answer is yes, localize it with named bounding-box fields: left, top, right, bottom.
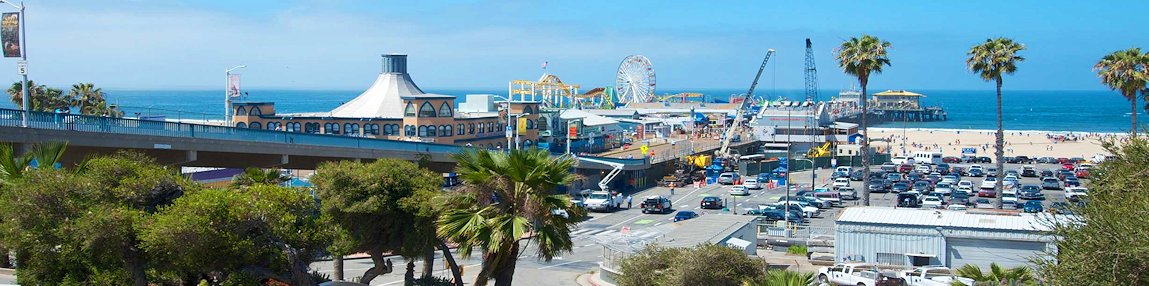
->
left=835, top=207, right=1057, bottom=270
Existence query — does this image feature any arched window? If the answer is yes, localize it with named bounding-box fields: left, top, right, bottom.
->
left=419, top=102, right=436, bottom=117
left=249, top=122, right=261, bottom=129
left=428, top=125, right=438, bottom=137
left=527, top=119, right=535, bottom=129
left=236, top=122, right=247, bottom=128
left=404, top=102, right=416, bottom=117
left=249, top=107, right=263, bottom=116
left=366, top=124, right=379, bottom=135
left=235, top=106, right=247, bottom=116
left=287, top=122, right=301, bottom=132
left=384, top=124, right=396, bottom=136
left=458, top=124, right=465, bottom=135
left=326, top=123, right=341, bottom=134
left=523, top=105, right=533, bottom=114
left=470, top=123, right=476, bottom=134
left=487, top=122, right=494, bottom=133
left=267, top=122, right=281, bottom=131
left=305, top=122, right=320, bottom=134
left=438, top=102, right=453, bottom=117
left=537, top=117, right=548, bottom=130
left=344, top=123, right=359, bottom=136
left=406, top=125, right=416, bottom=136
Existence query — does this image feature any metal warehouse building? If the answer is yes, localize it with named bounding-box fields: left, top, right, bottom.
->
left=835, top=207, right=1058, bottom=270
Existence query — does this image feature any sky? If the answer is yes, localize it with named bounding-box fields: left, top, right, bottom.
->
left=5, top=0, right=1149, bottom=91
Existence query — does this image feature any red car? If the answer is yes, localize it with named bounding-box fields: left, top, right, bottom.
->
left=1061, top=163, right=1075, bottom=171
left=942, top=156, right=961, bottom=163
left=1075, top=169, right=1090, bottom=179
left=1056, top=157, right=1070, bottom=164
left=898, top=164, right=913, bottom=173
left=977, top=188, right=998, bottom=197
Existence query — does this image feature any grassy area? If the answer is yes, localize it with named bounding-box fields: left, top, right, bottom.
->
left=787, top=244, right=808, bottom=255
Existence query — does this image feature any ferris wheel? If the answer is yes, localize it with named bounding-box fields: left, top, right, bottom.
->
left=615, top=55, right=656, bottom=104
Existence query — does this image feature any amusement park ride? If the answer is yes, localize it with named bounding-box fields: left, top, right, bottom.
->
left=510, top=55, right=658, bottom=109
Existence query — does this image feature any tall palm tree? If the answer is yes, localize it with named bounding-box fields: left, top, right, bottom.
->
left=1094, top=48, right=1149, bottom=135
left=68, top=83, right=121, bottom=116
left=954, top=263, right=1036, bottom=285
left=437, top=148, right=583, bottom=286
left=967, top=37, right=1025, bottom=209
left=835, top=34, right=891, bottom=206
left=230, top=167, right=290, bottom=188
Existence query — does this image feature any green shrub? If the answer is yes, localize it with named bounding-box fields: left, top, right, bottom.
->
left=786, top=245, right=808, bottom=255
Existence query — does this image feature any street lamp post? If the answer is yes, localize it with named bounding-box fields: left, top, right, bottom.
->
left=2, top=1, right=28, bottom=127
left=493, top=95, right=515, bottom=151
left=225, top=65, right=246, bottom=126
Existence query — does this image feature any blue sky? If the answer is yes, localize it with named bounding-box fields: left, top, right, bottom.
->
left=6, top=1, right=1149, bottom=91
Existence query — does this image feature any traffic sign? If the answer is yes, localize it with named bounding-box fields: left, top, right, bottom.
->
left=16, top=61, right=26, bottom=75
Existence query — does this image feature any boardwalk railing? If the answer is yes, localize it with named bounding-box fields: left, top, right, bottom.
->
left=0, top=108, right=465, bottom=154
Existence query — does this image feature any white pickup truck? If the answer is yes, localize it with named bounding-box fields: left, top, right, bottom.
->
left=817, top=263, right=884, bottom=286
left=1065, top=187, right=1089, bottom=202
left=899, top=266, right=974, bottom=286
left=583, top=191, right=620, bottom=212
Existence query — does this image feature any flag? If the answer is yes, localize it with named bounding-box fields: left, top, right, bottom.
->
left=541, top=61, right=548, bottom=70
left=1, top=13, right=20, bottom=58
left=227, top=74, right=241, bottom=98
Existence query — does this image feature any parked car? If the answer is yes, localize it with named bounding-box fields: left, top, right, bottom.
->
left=933, top=182, right=954, bottom=195
left=833, top=178, right=851, bottom=189
left=880, top=163, right=897, bottom=173
left=1002, top=192, right=1019, bottom=205
left=1018, top=185, right=1045, bottom=200
left=818, top=263, right=892, bottom=286
left=915, top=165, right=931, bottom=173
left=912, top=181, right=931, bottom=193
left=891, top=182, right=910, bottom=193
left=977, top=188, right=997, bottom=198
left=896, top=193, right=921, bottom=208
left=966, top=168, right=985, bottom=177
left=672, top=210, right=699, bottom=222
left=940, top=175, right=959, bottom=185
left=956, top=180, right=974, bottom=190
left=1056, top=157, right=1070, bottom=164
left=949, top=191, right=971, bottom=206
left=717, top=172, right=740, bottom=185
left=974, top=198, right=994, bottom=209
left=700, top=196, right=724, bottom=209
left=922, top=196, right=945, bottom=209
left=1021, top=165, right=1037, bottom=177
left=1022, top=201, right=1044, bottom=213
left=1036, top=156, right=1056, bottom=164
left=942, top=156, right=960, bottom=163
left=1040, top=169, right=1054, bottom=178
left=868, top=180, right=888, bottom=193
left=1065, top=187, right=1088, bottom=202
left=1064, top=176, right=1081, bottom=187
left=745, top=207, right=803, bottom=224
left=774, top=200, right=821, bottom=218
left=980, top=177, right=997, bottom=190
left=936, top=163, right=951, bottom=175
left=831, top=171, right=849, bottom=179
left=1015, top=156, right=1032, bottom=164
left=898, top=164, right=913, bottom=173
left=837, top=187, right=858, bottom=200
left=891, top=156, right=913, bottom=165
left=812, top=191, right=842, bottom=206
left=1041, top=177, right=1062, bottom=190
left=1057, top=169, right=1074, bottom=181
left=977, top=156, right=992, bottom=163
left=850, top=170, right=865, bottom=181
left=1003, top=156, right=1018, bottom=164
left=729, top=185, right=749, bottom=196
left=1075, top=165, right=1092, bottom=179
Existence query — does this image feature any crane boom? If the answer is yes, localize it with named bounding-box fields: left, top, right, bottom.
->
left=576, top=156, right=626, bottom=192
left=718, top=49, right=775, bottom=157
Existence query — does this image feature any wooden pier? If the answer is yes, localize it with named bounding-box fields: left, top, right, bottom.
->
left=874, top=106, right=947, bottom=122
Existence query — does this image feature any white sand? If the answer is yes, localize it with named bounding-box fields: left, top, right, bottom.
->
left=868, top=128, right=1123, bottom=158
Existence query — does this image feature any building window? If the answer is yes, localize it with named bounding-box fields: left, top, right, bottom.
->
left=487, top=122, right=494, bottom=133
left=523, top=105, right=533, bottom=114
left=325, top=123, right=340, bottom=134
left=287, top=122, right=301, bottom=132
left=418, top=126, right=428, bottom=137
left=249, top=107, right=262, bottom=116
left=345, top=123, right=359, bottom=136
left=527, top=119, right=535, bottom=129
left=384, top=124, right=397, bottom=136
left=236, top=122, right=247, bottom=128
left=267, top=122, right=281, bottom=131
left=249, top=122, right=261, bottom=129
left=236, top=106, right=247, bottom=116
left=305, top=122, right=320, bottom=133
left=875, top=253, right=904, bottom=266
left=470, top=123, right=476, bottom=134
left=458, top=124, right=465, bottom=134
left=404, top=102, right=416, bottom=117
left=438, top=102, right=453, bottom=117
left=427, top=125, right=437, bottom=137
left=405, top=125, right=416, bottom=136
left=419, top=102, right=436, bottom=117
left=366, top=124, right=380, bottom=135
left=537, top=117, right=548, bottom=130
left=443, top=125, right=453, bottom=136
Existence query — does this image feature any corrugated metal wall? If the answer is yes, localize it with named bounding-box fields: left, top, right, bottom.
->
left=836, top=222, right=1055, bottom=269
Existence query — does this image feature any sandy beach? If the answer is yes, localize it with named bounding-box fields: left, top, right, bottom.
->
left=869, top=128, right=1122, bottom=159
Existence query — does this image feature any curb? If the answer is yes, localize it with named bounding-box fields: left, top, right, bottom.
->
left=0, top=268, right=14, bottom=275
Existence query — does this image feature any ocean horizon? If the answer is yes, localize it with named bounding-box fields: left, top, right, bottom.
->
left=1, top=88, right=1142, bottom=133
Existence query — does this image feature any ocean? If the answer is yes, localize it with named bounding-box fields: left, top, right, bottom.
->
left=0, top=88, right=1140, bottom=133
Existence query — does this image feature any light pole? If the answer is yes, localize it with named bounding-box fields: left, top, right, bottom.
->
left=2, top=1, right=28, bottom=127
left=512, top=112, right=531, bottom=150
left=225, top=65, right=246, bottom=126
left=493, top=95, right=514, bottom=151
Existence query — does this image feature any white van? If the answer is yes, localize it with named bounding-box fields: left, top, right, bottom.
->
left=911, top=151, right=944, bottom=165
left=835, top=166, right=852, bottom=174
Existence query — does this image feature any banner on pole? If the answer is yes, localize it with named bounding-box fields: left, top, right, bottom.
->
left=1, top=13, right=19, bottom=58
left=517, top=117, right=527, bottom=135
left=227, top=74, right=241, bottom=98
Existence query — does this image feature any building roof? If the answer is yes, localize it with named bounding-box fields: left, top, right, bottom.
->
left=329, top=54, right=446, bottom=119
left=583, top=109, right=639, bottom=117
left=560, top=109, right=619, bottom=126
left=830, top=122, right=859, bottom=130
left=873, top=90, right=925, bottom=97
left=653, top=214, right=756, bottom=248
left=837, top=207, right=1057, bottom=232
left=626, top=102, right=740, bottom=110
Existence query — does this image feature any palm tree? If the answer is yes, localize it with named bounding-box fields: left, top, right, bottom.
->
left=744, top=269, right=814, bottom=286
left=231, top=167, right=290, bottom=187
left=1094, top=48, right=1149, bottom=135
left=835, top=34, right=891, bottom=206
left=68, top=83, right=121, bottom=117
left=967, top=37, right=1025, bottom=209
left=954, top=263, right=1036, bottom=285
left=437, top=148, right=582, bottom=286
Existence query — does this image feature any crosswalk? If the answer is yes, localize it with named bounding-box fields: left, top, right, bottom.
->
left=569, top=228, right=663, bottom=240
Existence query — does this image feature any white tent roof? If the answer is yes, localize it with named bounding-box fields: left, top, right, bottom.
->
left=559, top=109, right=619, bottom=126
left=329, top=72, right=455, bottom=118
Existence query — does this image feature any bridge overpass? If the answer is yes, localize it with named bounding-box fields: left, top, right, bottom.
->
left=0, top=109, right=648, bottom=172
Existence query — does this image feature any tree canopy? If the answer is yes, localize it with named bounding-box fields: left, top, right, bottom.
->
left=617, top=243, right=766, bottom=286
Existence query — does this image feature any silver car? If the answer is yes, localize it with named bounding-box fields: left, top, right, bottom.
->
left=717, top=172, right=740, bottom=185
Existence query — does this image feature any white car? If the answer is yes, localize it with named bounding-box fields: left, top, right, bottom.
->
left=922, top=196, right=944, bottom=209
left=957, top=185, right=974, bottom=195
left=915, top=165, right=932, bottom=173
left=940, top=175, right=959, bottom=184
left=1002, top=192, right=1019, bottom=205
left=833, top=178, right=850, bottom=189
left=892, top=156, right=913, bottom=165
left=980, top=177, right=998, bottom=189
left=729, top=185, right=749, bottom=196
left=1066, top=187, right=1089, bottom=201
left=774, top=201, right=820, bottom=218
left=742, top=178, right=762, bottom=190
left=933, top=183, right=953, bottom=195
left=957, top=180, right=974, bottom=190
left=837, top=187, right=858, bottom=200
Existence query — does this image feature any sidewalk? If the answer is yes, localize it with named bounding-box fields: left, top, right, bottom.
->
left=575, top=271, right=615, bottom=286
